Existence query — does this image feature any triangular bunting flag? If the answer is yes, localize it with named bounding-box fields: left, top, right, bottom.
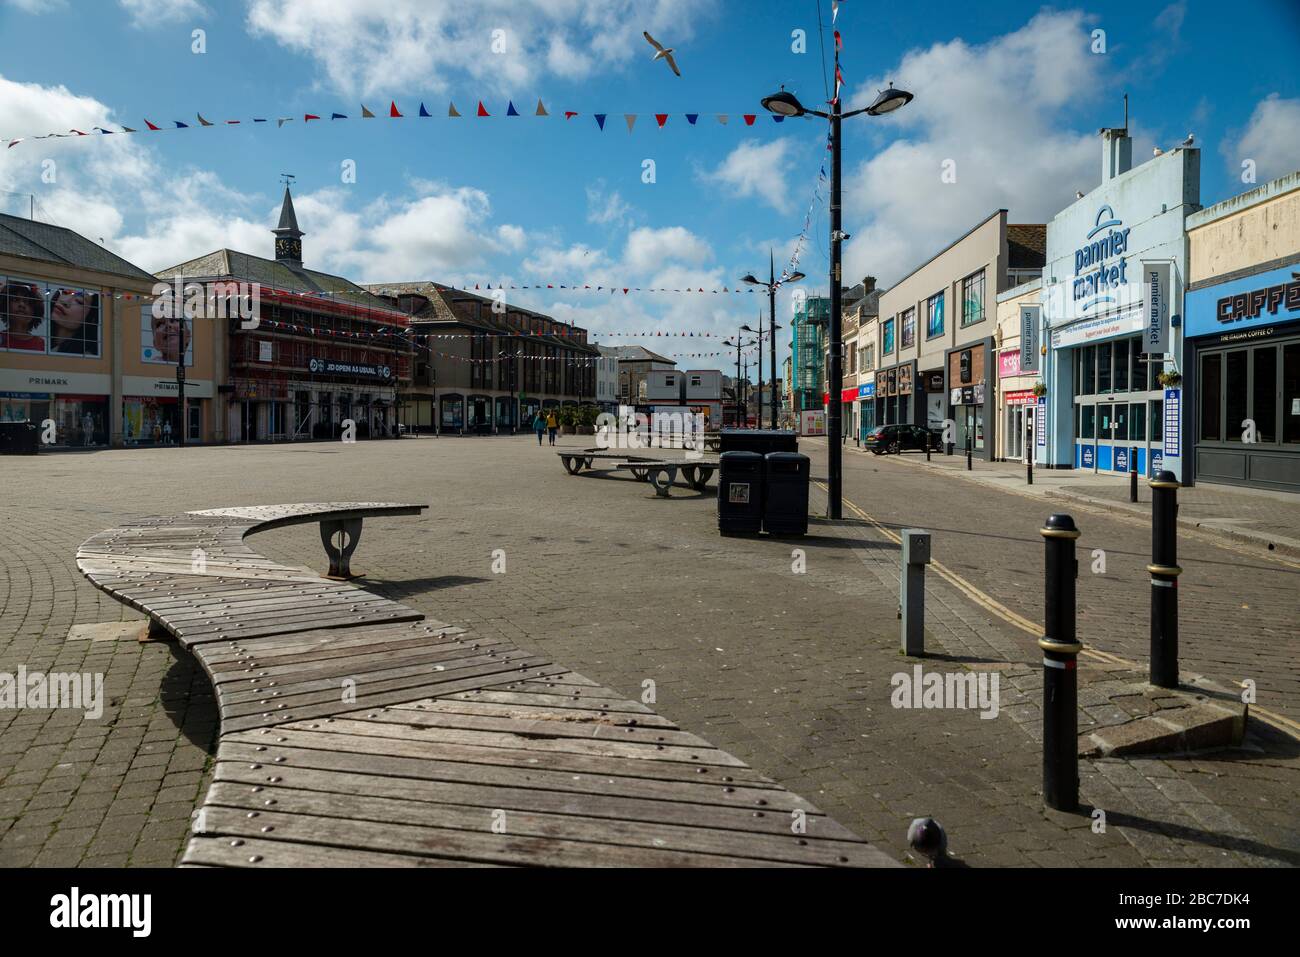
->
left=506, top=101, right=519, bottom=116
left=390, top=101, right=402, bottom=117
left=624, top=114, right=637, bottom=132
left=655, top=113, right=668, bottom=128
left=418, top=102, right=431, bottom=117
left=331, top=112, right=347, bottom=120
left=93, top=127, right=112, bottom=134
left=7, top=139, right=23, bottom=149
left=716, top=114, right=728, bottom=124
left=564, top=111, right=578, bottom=119
left=121, top=126, right=137, bottom=133
left=172, top=121, right=188, bottom=128
left=197, top=114, right=214, bottom=127
left=834, top=30, right=843, bottom=52
left=304, top=114, right=320, bottom=122
left=144, top=119, right=160, bottom=130
left=253, top=118, right=267, bottom=123
left=743, top=114, right=756, bottom=125
left=448, top=102, right=461, bottom=117
left=594, top=113, right=606, bottom=130
left=361, top=104, right=375, bottom=118
left=224, top=120, right=240, bottom=124
left=477, top=101, right=489, bottom=116
left=277, top=117, right=292, bottom=127
left=686, top=113, right=699, bottom=125
left=772, top=115, right=785, bottom=123
left=535, top=99, right=548, bottom=116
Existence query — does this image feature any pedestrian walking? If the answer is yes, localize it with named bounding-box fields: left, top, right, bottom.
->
left=546, top=409, right=559, bottom=446
left=532, top=411, right=546, bottom=446
left=163, top=419, right=172, bottom=445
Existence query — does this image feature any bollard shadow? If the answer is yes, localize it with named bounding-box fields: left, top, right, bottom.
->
left=368, top=574, right=492, bottom=599
left=1084, top=805, right=1300, bottom=866
left=909, top=651, right=1006, bottom=666
left=158, top=641, right=220, bottom=756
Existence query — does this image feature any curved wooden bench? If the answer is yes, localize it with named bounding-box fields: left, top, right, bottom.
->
left=77, top=503, right=895, bottom=868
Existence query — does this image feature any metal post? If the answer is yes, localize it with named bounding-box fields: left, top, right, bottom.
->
left=966, top=434, right=972, bottom=470
left=1040, top=513, right=1081, bottom=812
left=1026, top=419, right=1034, bottom=485
left=827, top=94, right=844, bottom=519
left=769, top=252, right=779, bottom=430
left=900, top=530, right=931, bottom=656
left=1129, top=446, right=1139, bottom=502
left=1149, top=471, right=1181, bottom=688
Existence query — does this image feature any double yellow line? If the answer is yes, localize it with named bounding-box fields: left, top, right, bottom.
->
left=818, top=481, right=1300, bottom=739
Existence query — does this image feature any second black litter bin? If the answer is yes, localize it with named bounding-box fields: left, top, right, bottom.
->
left=0, top=421, right=39, bottom=455
left=717, top=450, right=765, bottom=534
left=763, top=451, right=809, bottom=535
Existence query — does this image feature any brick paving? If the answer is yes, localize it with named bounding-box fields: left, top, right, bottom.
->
left=1, top=436, right=1296, bottom=867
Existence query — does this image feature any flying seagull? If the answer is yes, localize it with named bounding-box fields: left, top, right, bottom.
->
left=643, top=31, right=681, bottom=76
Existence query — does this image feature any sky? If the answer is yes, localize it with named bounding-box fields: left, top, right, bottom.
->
left=1, top=0, right=1299, bottom=375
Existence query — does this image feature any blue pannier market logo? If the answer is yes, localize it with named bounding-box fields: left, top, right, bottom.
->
left=1074, top=205, right=1131, bottom=312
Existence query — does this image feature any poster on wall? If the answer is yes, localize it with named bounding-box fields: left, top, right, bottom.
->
left=800, top=410, right=826, bottom=436
left=1163, top=388, right=1181, bottom=457
left=1035, top=398, right=1046, bottom=447
left=0, top=277, right=48, bottom=353
left=140, top=304, right=194, bottom=366
left=1, top=279, right=103, bottom=356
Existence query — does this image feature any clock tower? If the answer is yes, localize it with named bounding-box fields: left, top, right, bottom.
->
left=272, top=185, right=304, bottom=267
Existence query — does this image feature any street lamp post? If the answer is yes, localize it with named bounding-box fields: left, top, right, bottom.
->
left=743, top=251, right=803, bottom=430
left=723, top=335, right=756, bottom=428
left=761, top=82, right=913, bottom=519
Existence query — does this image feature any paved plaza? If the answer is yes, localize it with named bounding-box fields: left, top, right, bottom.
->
left=1, top=435, right=1297, bottom=867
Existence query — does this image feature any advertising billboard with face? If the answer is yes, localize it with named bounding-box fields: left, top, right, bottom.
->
left=140, top=304, right=193, bottom=366
left=0, top=278, right=102, bottom=356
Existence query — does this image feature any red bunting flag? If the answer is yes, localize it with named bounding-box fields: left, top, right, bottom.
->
left=834, top=30, right=842, bottom=52
left=655, top=113, right=668, bottom=127
left=743, top=114, right=756, bottom=125
left=564, top=111, right=578, bottom=119
left=477, top=101, right=490, bottom=116
left=390, top=102, right=402, bottom=117
left=144, top=119, right=160, bottom=130
left=304, top=114, right=320, bottom=122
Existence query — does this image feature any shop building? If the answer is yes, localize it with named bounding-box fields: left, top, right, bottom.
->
left=594, top=345, right=620, bottom=411
left=375, top=283, right=596, bottom=433
left=0, top=213, right=224, bottom=447
left=1041, top=128, right=1199, bottom=479
left=875, top=210, right=1044, bottom=460
left=994, top=278, right=1044, bottom=461
left=1183, top=170, right=1300, bottom=491
left=157, top=188, right=413, bottom=442
left=615, top=345, right=676, bottom=405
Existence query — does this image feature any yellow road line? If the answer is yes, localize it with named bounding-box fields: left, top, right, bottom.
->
left=817, top=480, right=1300, bottom=741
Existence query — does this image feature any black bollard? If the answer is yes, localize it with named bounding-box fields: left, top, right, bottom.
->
left=1129, top=447, right=1139, bottom=502
left=1026, top=421, right=1034, bottom=485
left=1148, top=471, right=1181, bottom=688
left=1040, top=513, right=1081, bottom=812
left=966, top=435, right=972, bottom=471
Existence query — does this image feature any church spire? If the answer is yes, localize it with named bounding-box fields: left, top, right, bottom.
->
left=272, top=182, right=304, bottom=267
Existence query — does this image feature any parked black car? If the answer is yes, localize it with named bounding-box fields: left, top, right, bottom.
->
left=864, top=424, right=940, bottom=455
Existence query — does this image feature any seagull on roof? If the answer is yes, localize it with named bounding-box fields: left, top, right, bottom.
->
left=643, top=31, right=681, bottom=76
left=1180, top=133, right=1195, bottom=148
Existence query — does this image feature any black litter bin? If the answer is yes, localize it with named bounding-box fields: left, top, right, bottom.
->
left=717, top=451, right=765, bottom=535
left=763, top=452, right=809, bottom=535
left=0, top=421, right=39, bottom=455
left=719, top=428, right=797, bottom=456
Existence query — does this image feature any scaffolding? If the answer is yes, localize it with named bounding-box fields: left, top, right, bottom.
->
left=791, top=296, right=829, bottom=412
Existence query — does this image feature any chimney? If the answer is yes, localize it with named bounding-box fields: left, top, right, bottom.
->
left=862, top=276, right=876, bottom=293
left=1101, top=127, right=1132, bottom=183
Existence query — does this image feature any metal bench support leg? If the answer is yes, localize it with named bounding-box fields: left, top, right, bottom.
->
left=651, top=468, right=676, bottom=497
left=320, top=518, right=364, bottom=579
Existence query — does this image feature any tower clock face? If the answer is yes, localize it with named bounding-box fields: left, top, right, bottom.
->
left=276, top=237, right=301, bottom=260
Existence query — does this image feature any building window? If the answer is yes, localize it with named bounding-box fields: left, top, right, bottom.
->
left=926, top=292, right=945, bottom=339
left=882, top=318, right=895, bottom=355
left=960, top=270, right=986, bottom=327
left=900, top=308, right=916, bottom=349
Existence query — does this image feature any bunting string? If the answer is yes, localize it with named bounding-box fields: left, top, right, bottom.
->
left=4, top=99, right=798, bottom=149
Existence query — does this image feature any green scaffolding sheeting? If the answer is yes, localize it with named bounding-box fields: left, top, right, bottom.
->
left=791, top=296, right=829, bottom=412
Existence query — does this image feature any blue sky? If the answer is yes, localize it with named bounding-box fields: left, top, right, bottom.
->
left=1, top=0, right=1298, bottom=373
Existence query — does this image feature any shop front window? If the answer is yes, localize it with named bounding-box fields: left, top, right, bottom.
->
left=1080, top=404, right=1095, bottom=439
left=1114, top=339, right=1130, bottom=392
left=1200, top=353, right=1221, bottom=441
left=1253, top=347, right=1277, bottom=444
left=1129, top=403, right=1146, bottom=441
left=1225, top=350, right=1248, bottom=442
left=1286, top=344, right=1300, bottom=445
left=1097, top=342, right=1112, bottom=393
left=1080, top=345, right=1095, bottom=396
left=1151, top=399, right=1164, bottom=444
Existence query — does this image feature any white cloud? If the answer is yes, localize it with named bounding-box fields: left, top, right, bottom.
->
left=118, top=0, right=207, bottom=27
left=703, top=139, right=797, bottom=213
left=585, top=180, right=634, bottom=229
left=839, top=10, right=1104, bottom=286
left=243, top=0, right=717, bottom=98
left=1225, top=94, right=1300, bottom=185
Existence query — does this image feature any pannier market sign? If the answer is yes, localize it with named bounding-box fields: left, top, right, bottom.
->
left=1074, top=205, right=1131, bottom=312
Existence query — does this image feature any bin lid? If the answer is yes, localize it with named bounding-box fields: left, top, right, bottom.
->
left=719, top=450, right=764, bottom=461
